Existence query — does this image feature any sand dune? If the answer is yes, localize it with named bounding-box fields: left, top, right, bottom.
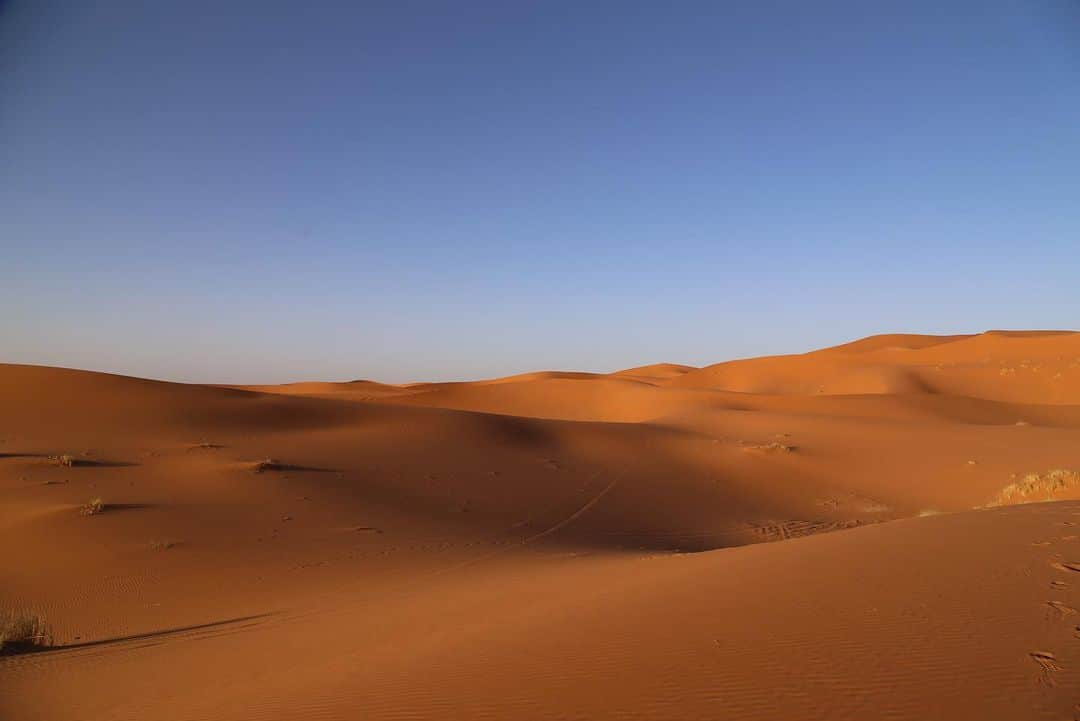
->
left=3, top=331, right=1080, bottom=720
left=672, top=331, right=1080, bottom=404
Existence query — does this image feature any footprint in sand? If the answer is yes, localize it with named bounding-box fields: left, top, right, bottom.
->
left=1031, top=651, right=1063, bottom=686
left=1046, top=600, right=1077, bottom=620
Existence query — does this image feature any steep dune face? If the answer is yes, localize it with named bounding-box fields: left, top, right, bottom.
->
left=2, top=331, right=1080, bottom=721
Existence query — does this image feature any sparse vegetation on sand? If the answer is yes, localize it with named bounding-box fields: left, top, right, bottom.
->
left=252, top=458, right=282, bottom=473
left=741, top=441, right=796, bottom=453
left=988, top=469, right=1080, bottom=507
left=0, top=611, right=53, bottom=654
left=80, top=497, right=105, bottom=515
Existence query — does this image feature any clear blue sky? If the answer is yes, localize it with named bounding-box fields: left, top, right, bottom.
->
left=3, top=1, right=1078, bottom=383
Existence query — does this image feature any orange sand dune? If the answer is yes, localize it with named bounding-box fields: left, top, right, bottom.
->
left=611, top=361, right=697, bottom=381
left=3, top=331, right=1080, bottom=720
left=671, top=330, right=1080, bottom=403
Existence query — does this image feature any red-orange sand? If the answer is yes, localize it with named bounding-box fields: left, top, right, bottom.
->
left=3, top=331, right=1080, bottom=720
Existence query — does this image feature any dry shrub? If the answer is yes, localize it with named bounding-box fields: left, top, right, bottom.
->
left=988, top=470, right=1080, bottom=507
left=741, top=441, right=796, bottom=453
left=80, top=497, right=105, bottom=516
left=0, top=611, right=53, bottom=654
left=252, top=458, right=282, bottom=473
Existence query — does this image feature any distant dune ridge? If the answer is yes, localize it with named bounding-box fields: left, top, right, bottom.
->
left=3, top=330, right=1080, bottom=720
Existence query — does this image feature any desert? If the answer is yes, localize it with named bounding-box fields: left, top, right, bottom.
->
left=3, top=331, right=1080, bottom=720
left=6, top=4, right=1078, bottom=717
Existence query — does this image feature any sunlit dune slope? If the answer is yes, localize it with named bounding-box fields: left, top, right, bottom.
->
left=670, top=330, right=1080, bottom=403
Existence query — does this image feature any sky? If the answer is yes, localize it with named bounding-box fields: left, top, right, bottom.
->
left=3, top=1, right=1079, bottom=383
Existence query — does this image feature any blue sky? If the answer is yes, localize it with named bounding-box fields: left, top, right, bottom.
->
left=3, top=1, right=1078, bottom=383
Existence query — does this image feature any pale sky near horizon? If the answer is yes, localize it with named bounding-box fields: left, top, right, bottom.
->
left=3, top=1, right=1079, bottom=384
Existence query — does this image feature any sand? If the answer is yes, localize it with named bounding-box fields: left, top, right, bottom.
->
left=2, top=331, right=1080, bottom=720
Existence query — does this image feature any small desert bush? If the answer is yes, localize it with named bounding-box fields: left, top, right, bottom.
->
left=988, top=469, right=1080, bottom=507
left=741, top=441, right=795, bottom=453
left=0, top=611, right=53, bottom=654
left=252, top=458, right=282, bottom=473
left=80, top=497, right=105, bottom=516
